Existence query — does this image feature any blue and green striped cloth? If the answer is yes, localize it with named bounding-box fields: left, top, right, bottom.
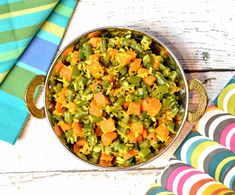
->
left=0, top=0, right=78, bottom=144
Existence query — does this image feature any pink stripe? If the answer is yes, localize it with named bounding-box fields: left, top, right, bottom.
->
left=220, top=123, right=235, bottom=148
left=166, top=165, right=191, bottom=191
left=177, top=170, right=202, bottom=195
left=230, top=133, right=235, bottom=152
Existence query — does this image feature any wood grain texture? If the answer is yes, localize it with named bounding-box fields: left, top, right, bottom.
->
left=1, top=0, right=235, bottom=194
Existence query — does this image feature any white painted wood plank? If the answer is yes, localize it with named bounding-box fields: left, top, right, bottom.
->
left=0, top=170, right=160, bottom=195
left=58, top=0, right=235, bottom=71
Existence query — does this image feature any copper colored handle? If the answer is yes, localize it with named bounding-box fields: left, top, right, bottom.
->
left=25, top=75, right=46, bottom=119
left=187, top=79, right=208, bottom=122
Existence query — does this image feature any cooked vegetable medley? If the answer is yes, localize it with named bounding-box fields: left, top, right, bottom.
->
left=48, top=29, right=184, bottom=167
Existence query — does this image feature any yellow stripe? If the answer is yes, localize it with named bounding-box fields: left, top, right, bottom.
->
left=0, top=47, right=24, bottom=62
left=206, top=106, right=220, bottom=112
left=0, top=1, right=58, bottom=19
left=0, top=72, right=8, bottom=83
left=41, top=21, right=64, bottom=37
left=158, top=192, right=174, bottom=195
left=191, top=141, right=219, bottom=168
left=218, top=189, right=235, bottom=195
left=215, top=156, right=235, bottom=181
left=202, top=183, right=228, bottom=195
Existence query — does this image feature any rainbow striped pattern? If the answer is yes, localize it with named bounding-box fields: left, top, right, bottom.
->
left=175, top=131, right=235, bottom=191
left=196, top=105, right=235, bottom=152
left=146, top=183, right=174, bottom=195
left=152, top=159, right=235, bottom=195
left=0, top=0, right=77, bottom=144
left=214, top=75, right=235, bottom=115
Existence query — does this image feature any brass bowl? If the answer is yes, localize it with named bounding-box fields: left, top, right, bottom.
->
left=25, top=27, right=208, bottom=169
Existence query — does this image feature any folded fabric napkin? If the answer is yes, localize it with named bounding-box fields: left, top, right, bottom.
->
left=146, top=75, right=235, bottom=194
left=0, top=0, right=78, bottom=144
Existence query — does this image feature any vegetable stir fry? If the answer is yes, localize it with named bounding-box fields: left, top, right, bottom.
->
left=48, top=29, right=184, bottom=167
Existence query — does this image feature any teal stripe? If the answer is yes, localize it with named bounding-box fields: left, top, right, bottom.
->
left=16, top=61, right=46, bottom=75
left=48, top=11, right=68, bottom=28
left=0, top=59, right=16, bottom=72
left=0, top=0, right=23, bottom=5
left=61, top=0, right=77, bottom=9
left=0, top=9, right=52, bottom=32
left=0, top=90, right=28, bottom=144
left=0, top=37, right=30, bottom=52
left=37, top=29, right=60, bottom=45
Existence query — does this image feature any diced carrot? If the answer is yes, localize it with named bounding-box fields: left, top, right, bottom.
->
left=116, top=52, right=133, bottom=66
left=95, top=128, right=103, bottom=137
left=59, top=122, right=72, bottom=132
left=99, top=160, right=113, bottom=167
left=87, top=61, right=104, bottom=78
left=152, top=55, right=162, bottom=70
left=62, top=46, right=74, bottom=57
left=98, top=118, right=116, bottom=133
left=129, top=59, right=141, bottom=74
left=102, top=75, right=115, bottom=82
left=137, top=134, right=143, bottom=143
left=127, top=130, right=137, bottom=143
left=60, top=65, right=72, bottom=81
left=100, top=152, right=113, bottom=161
left=72, top=122, right=83, bottom=137
left=75, top=139, right=87, bottom=147
left=54, top=61, right=64, bottom=74
left=142, top=128, right=148, bottom=138
left=123, top=102, right=129, bottom=110
left=88, top=37, right=101, bottom=48
left=137, top=67, right=149, bottom=75
left=89, top=80, right=101, bottom=91
left=123, top=149, right=138, bottom=159
left=73, top=143, right=81, bottom=154
left=130, top=122, right=143, bottom=138
left=94, top=92, right=108, bottom=107
left=144, top=76, right=156, bottom=86
left=55, top=102, right=63, bottom=114
left=89, top=100, right=103, bottom=117
left=127, top=102, right=141, bottom=115
left=101, top=131, right=117, bottom=146
left=53, top=126, right=63, bottom=137
left=67, top=102, right=77, bottom=114
left=141, top=99, right=148, bottom=111
left=107, top=48, right=118, bottom=58
left=87, top=30, right=101, bottom=38
left=57, top=87, right=67, bottom=105
left=126, top=50, right=137, bottom=61
left=147, top=132, right=157, bottom=142
left=147, top=98, right=162, bottom=117
left=156, top=124, right=169, bottom=141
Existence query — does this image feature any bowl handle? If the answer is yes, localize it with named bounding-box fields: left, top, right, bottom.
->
left=187, top=79, right=208, bottom=122
left=25, top=75, right=46, bottom=119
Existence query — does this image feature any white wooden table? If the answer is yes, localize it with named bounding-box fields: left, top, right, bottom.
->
left=1, top=0, right=235, bottom=194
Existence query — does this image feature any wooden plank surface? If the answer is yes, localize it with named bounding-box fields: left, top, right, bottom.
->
left=1, top=0, right=235, bottom=194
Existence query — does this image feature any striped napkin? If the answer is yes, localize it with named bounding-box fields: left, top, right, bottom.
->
left=146, top=75, right=235, bottom=194
left=0, top=0, right=78, bottom=144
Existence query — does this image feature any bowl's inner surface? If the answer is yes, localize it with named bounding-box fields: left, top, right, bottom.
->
left=45, top=27, right=188, bottom=168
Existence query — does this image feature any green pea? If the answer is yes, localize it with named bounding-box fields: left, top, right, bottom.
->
left=143, top=54, right=153, bottom=68
left=66, top=89, right=75, bottom=102
left=128, top=76, right=141, bottom=85
left=102, top=79, right=110, bottom=89
left=100, top=38, right=107, bottom=52
left=120, top=66, right=127, bottom=76
left=115, top=98, right=125, bottom=106
left=89, top=115, right=102, bottom=123
left=140, top=147, right=151, bottom=157
left=100, top=53, right=110, bottom=66
left=64, top=111, right=73, bottom=123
